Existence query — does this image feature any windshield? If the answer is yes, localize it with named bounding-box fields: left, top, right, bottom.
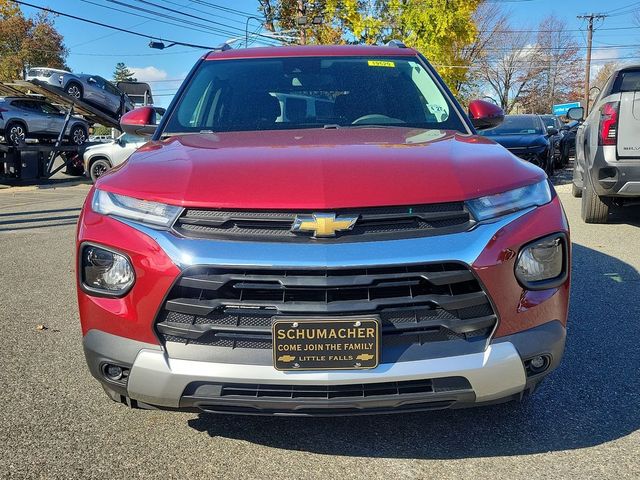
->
left=540, top=116, right=557, bottom=128
left=162, top=56, right=465, bottom=134
left=483, top=115, right=544, bottom=136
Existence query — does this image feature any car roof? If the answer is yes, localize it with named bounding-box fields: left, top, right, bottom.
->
left=204, top=44, right=418, bottom=61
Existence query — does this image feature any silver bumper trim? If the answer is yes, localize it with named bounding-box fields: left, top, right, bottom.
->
left=617, top=181, right=640, bottom=195
left=118, top=207, right=534, bottom=270
left=126, top=343, right=527, bottom=408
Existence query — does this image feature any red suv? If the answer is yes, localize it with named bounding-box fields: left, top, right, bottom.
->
left=77, top=44, right=570, bottom=415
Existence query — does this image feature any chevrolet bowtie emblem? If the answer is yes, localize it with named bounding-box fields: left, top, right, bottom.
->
left=292, top=213, right=359, bottom=237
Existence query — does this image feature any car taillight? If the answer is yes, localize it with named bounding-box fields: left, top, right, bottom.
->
left=598, top=101, right=619, bottom=146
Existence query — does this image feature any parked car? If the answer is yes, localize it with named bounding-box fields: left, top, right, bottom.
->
left=559, top=119, right=580, bottom=165
left=482, top=114, right=556, bottom=175
left=570, top=65, right=640, bottom=222
left=0, top=96, right=89, bottom=145
left=540, top=114, right=565, bottom=167
left=57, top=74, right=134, bottom=118
left=83, top=133, right=146, bottom=182
left=77, top=44, right=570, bottom=415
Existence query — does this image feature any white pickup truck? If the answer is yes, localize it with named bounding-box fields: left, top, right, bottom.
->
left=571, top=66, right=640, bottom=223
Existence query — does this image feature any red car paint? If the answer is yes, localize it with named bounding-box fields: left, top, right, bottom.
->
left=96, top=129, right=544, bottom=209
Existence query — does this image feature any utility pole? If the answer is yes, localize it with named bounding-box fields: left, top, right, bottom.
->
left=297, top=0, right=307, bottom=45
left=578, top=13, right=607, bottom=115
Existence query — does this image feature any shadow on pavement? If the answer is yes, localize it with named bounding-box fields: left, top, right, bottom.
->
left=188, top=243, right=640, bottom=458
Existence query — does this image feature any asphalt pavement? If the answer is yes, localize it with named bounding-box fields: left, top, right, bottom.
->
left=0, top=171, right=638, bottom=479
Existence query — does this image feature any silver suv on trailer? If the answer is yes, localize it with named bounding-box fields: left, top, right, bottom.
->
left=0, top=96, right=89, bottom=145
left=570, top=65, right=640, bottom=223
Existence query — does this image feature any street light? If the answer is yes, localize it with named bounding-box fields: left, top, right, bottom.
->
left=149, top=40, right=176, bottom=50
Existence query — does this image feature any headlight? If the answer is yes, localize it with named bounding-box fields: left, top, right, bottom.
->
left=466, top=180, right=552, bottom=221
left=515, top=234, right=567, bottom=289
left=81, top=244, right=135, bottom=296
left=91, top=189, right=181, bottom=228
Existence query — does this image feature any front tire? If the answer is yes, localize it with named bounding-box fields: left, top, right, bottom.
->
left=581, top=172, right=609, bottom=223
left=66, top=82, right=83, bottom=100
left=5, top=121, right=27, bottom=146
left=89, top=158, right=111, bottom=182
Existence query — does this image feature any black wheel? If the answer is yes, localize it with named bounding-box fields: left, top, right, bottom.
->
left=5, top=121, right=27, bottom=145
left=66, top=81, right=83, bottom=100
left=581, top=172, right=609, bottom=223
left=548, top=150, right=556, bottom=175
left=69, top=124, right=87, bottom=145
left=89, top=158, right=111, bottom=182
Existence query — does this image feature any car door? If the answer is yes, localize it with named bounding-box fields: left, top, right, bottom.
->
left=38, top=102, right=66, bottom=134
left=112, top=134, right=144, bottom=166
left=86, top=76, right=107, bottom=107
left=14, top=100, right=47, bottom=133
left=102, top=80, right=122, bottom=115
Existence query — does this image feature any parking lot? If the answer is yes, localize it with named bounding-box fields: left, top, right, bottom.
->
left=0, top=171, right=638, bottom=479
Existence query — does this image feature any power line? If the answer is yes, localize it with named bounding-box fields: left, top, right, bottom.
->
left=155, top=0, right=249, bottom=27
left=78, top=0, right=240, bottom=40
left=127, top=0, right=280, bottom=44
left=189, top=0, right=256, bottom=18
left=12, top=0, right=217, bottom=49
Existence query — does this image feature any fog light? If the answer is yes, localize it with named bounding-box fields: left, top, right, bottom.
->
left=81, top=244, right=135, bottom=296
left=525, top=355, right=551, bottom=376
left=105, top=364, right=123, bottom=381
left=515, top=234, right=566, bottom=289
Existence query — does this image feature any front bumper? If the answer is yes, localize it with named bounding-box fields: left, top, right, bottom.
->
left=77, top=192, right=570, bottom=415
left=84, top=321, right=565, bottom=414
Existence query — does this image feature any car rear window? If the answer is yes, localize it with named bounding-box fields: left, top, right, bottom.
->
left=162, top=56, right=466, bottom=134
left=617, top=71, right=640, bottom=92
left=483, top=116, right=544, bottom=135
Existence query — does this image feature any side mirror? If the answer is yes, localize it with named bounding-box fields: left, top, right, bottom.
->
left=566, top=107, right=584, bottom=121
left=87, top=77, right=96, bottom=84
left=546, top=126, right=559, bottom=136
left=468, top=99, right=504, bottom=130
left=119, top=106, right=158, bottom=137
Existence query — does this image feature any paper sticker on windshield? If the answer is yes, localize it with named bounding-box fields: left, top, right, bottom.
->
left=368, top=60, right=395, bottom=68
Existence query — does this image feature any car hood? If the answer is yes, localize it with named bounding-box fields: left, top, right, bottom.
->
left=483, top=134, right=548, bottom=150
left=97, top=127, right=545, bottom=209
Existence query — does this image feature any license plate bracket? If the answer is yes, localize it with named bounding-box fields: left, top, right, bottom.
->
left=272, top=318, right=380, bottom=371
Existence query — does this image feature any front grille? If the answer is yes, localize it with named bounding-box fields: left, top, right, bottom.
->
left=173, top=203, right=474, bottom=242
left=184, top=377, right=471, bottom=400
left=155, top=263, right=497, bottom=352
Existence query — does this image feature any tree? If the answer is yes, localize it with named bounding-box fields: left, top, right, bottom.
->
left=479, top=26, right=541, bottom=113
left=113, top=62, right=137, bottom=83
left=258, top=0, right=482, bottom=93
left=518, top=17, right=582, bottom=113
left=456, top=1, right=508, bottom=103
left=593, top=62, right=618, bottom=93
left=0, top=6, right=68, bottom=81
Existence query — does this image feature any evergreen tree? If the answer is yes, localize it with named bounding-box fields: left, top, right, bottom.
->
left=113, top=62, right=137, bottom=82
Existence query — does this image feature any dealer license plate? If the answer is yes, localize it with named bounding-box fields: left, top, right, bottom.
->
left=272, top=318, right=380, bottom=371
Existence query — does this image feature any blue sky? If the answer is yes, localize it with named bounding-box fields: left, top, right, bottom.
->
left=17, top=0, right=640, bottom=107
